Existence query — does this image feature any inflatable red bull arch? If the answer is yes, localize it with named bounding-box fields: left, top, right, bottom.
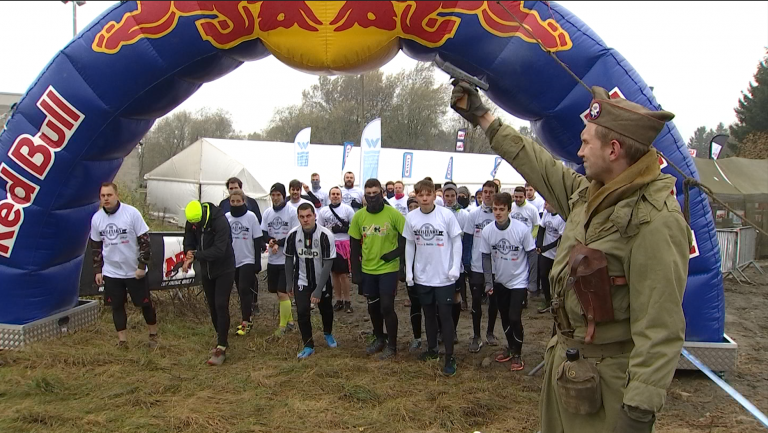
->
left=0, top=1, right=723, bottom=342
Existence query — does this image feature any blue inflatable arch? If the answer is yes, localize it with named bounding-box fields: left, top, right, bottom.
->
left=0, top=1, right=724, bottom=342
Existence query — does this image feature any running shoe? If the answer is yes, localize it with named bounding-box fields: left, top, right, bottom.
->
left=442, top=356, right=458, bottom=377
left=297, top=347, right=315, bottom=360
left=538, top=306, right=551, bottom=314
left=409, top=338, right=422, bottom=353
left=366, top=338, right=387, bottom=355
left=286, top=322, right=296, bottom=332
left=509, top=355, right=525, bottom=371
left=469, top=337, right=483, bottom=353
left=486, top=334, right=500, bottom=346
left=236, top=321, right=252, bottom=336
left=345, top=301, right=353, bottom=314
left=207, top=346, right=226, bottom=366
left=378, top=346, right=397, bottom=360
left=495, top=350, right=513, bottom=363
left=274, top=327, right=287, bottom=337
left=324, top=334, right=338, bottom=348
left=148, top=334, right=159, bottom=350
left=418, top=349, right=440, bottom=361
left=333, top=301, right=344, bottom=311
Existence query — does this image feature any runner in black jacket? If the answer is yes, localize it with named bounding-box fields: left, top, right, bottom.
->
left=183, top=201, right=235, bottom=366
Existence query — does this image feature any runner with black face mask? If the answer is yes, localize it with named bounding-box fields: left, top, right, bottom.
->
left=349, top=179, right=406, bottom=360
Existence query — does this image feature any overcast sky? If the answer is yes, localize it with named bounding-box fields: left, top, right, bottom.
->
left=1, top=1, right=766, bottom=143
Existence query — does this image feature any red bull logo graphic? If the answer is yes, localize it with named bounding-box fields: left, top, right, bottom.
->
left=93, top=1, right=572, bottom=68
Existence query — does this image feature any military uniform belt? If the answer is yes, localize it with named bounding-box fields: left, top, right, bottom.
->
left=557, top=333, right=634, bottom=359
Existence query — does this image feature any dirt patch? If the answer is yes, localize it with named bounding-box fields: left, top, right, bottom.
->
left=0, top=264, right=766, bottom=432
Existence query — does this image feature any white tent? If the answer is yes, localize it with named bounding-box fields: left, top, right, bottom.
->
left=145, top=137, right=531, bottom=226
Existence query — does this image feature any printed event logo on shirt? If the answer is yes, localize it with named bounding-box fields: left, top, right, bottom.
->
left=230, top=221, right=250, bottom=238
left=268, top=217, right=289, bottom=230
left=493, top=238, right=521, bottom=258
left=100, top=223, right=128, bottom=241
left=414, top=223, right=444, bottom=241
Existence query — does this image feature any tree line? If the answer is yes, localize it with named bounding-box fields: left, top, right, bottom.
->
left=138, top=51, right=768, bottom=178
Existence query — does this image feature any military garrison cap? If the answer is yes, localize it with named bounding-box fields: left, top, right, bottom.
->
left=585, top=86, right=674, bottom=147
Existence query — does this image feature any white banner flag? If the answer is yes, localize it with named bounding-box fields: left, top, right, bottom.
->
left=360, top=118, right=381, bottom=187
left=293, top=127, right=311, bottom=167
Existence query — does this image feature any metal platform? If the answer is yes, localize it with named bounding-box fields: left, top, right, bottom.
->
left=677, top=334, right=738, bottom=373
left=0, top=299, right=99, bottom=350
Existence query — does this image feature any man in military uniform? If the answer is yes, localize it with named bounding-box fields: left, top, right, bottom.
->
left=450, top=82, right=691, bottom=433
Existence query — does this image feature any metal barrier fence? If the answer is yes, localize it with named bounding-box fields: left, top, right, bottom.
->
left=737, top=227, right=757, bottom=268
left=716, top=227, right=764, bottom=284
left=717, top=229, right=737, bottom=273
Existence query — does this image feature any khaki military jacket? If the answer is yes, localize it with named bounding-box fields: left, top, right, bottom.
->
left=487, top=119, right=690, bottom=413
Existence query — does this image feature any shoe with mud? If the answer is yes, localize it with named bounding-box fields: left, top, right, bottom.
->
left=409, top=339, right=422, bottom=353
left=345, top=301, right=353, bottom=314
left=378, top=346, right=397, bottom=360
left=442, top=356, right=458, bottom=377
left=418, top=349, right=440, bottom=361
left=333, top=301, right=344, bottom=311
left=469, top=336, right=483, bottom=353
left=486, top=334, right=500, bottom=346
left=236, top=321, right=252, bottom=336
left=147, top=334, right=159, bottom=350
left=206, top=346, right=226, bottom=366
left=366, top=338, right=387, bottom=355
left=509, top=355, right=525, bottom=371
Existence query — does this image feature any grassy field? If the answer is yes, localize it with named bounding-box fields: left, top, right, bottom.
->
left=1, top=266, right=766, bottom=433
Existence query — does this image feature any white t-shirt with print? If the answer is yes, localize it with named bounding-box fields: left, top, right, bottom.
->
left=225, top=210, right=262, bottom=267
left=463, top=205, right=496, bottom=273
left=404, top=206, right=463, bottom=287
left=90, top=203, right=149, bottom=279
left=261, top=205, right=300, bottom=266
left=287, top=198, right=313, bottom=210
left=529, top=193, right=545, bottom=214
left=479, top=219, right=535, bottom=290
left=387, top=195, right=409, bottom=217
left=341, top=187, right=364, bottom=208
left=317, top=203, right=356, bottom=242
left=540, top=210, right=566, bottom=260
left=310, top=189, right=329, bottom=207
left=447, top=207, right=469, bottom=273
left=510, top=201, right=541, bottom=232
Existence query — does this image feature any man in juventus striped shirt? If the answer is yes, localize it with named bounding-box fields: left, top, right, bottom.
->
left=284, top=203, right=338, bottom=359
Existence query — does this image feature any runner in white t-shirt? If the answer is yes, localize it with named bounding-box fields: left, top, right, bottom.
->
left=287, top=179, right=313, bottom=210
left=341, top=171, right=364, bottom=211
left=536, top=201, right=566, bottom=314
left=404, top=179, right=462, bottom=377
left=284, top=203, right=338, bottom=359
left=225, top=191, right=262, bottom=337
left=462, top=181, right=501, bottom=352
left=479, top=192, right=537, bottom=372
left=90, top=182, right=158, bottom=349
left=304, top=173, right=329, bottom=208
left=261, top=183, right=299, bottom=336
left=387, top=180, right=409, bottom=216
left=525, top=183, right=546, bottom=216
left=511, top=186, right=541, bottom=237
left=317, top=186, right=356, bottom=313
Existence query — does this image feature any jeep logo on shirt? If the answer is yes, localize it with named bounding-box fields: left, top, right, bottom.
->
left=231, top=221, right=249, bottom=235
left=415, top=223, right=444, bottom=241
left=100, top=223, right=128, bottom=241
left=298, top=248, right=320, bottom=258
left=493, top=238, right=520, bottom=256
left=268, top=217, right=289, bottom=230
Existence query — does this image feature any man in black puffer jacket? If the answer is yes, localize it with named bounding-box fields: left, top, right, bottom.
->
left=183, top=200, right=235, bottom=366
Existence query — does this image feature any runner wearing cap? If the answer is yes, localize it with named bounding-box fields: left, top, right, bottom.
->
left=261, top=183, right=300, bottom=336
left=183, top=199, right=236, bottom=366
left=90, top=182, right=158, bottom=349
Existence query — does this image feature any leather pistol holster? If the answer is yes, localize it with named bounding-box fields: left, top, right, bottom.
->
left=567, top=244, right=615, bottom=343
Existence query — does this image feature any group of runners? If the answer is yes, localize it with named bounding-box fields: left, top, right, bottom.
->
left=89, top=170, right=565, bottom=375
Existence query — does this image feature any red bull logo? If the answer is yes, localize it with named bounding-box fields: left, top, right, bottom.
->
left=93, top=1, right=572, bottom=70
